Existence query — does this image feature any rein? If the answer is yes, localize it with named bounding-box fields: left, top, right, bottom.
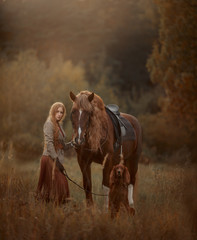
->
left=63, top=170, right=108, bottom=197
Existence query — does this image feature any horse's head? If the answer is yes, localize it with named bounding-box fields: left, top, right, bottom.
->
left=70, top=91, right=94, bottom=146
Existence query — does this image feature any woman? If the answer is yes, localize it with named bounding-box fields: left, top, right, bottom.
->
left=36, top=102, right=72, bottom=204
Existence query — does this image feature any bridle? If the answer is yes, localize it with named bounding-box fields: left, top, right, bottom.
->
left=70, top=109, right=109, bottom=152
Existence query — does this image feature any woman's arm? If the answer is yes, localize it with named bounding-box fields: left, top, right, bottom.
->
left=44, top=121, right=58, bottom=160
left=63, top=141, right=73, bottom=151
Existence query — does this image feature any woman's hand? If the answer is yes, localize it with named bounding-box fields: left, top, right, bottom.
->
left=71, top=140, right=78, bottom=149
left=55, top=158, right=66, bottom=174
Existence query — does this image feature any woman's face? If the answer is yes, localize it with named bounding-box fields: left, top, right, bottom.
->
left=55, top=107, right=64, bottom=122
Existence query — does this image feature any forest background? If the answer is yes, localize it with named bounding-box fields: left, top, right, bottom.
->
left=0, top=0, right=196, bottom=164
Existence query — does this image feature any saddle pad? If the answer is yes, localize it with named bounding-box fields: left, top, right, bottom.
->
left=119, top=115, right=136, bottom=141
left=105, top=107, right=136, bottom=143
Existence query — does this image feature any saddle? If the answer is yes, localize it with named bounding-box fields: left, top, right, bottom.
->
left=105, top=104, right=136, bottom=151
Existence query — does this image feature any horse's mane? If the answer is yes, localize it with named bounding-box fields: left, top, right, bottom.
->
left=76, top=91, right=108, bottom=151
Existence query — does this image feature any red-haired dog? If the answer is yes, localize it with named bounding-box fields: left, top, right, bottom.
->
left=109, top=163, right=135, bottom=218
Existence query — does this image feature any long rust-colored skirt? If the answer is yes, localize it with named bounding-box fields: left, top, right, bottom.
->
left=36, top=155, right=70, bottom=204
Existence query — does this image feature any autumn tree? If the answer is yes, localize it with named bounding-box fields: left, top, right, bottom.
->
left=0, top=50, right=89, bottom=158
left=0, top=50, right=119, bottom=159
left=147, top=0, right=197, bottom=131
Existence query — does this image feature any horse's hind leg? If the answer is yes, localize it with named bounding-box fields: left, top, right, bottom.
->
left=123, top=202, right=135, bottom=216
left=133, top=170, right=138, bottom=205
left=127, top=170, right=138, bottom=214
left=128, top=184, right=134, bottom=206
left=125, top=155, right=138, bottom=209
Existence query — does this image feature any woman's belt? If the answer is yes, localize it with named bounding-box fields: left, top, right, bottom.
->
left=44, top=142, right=64, bottom=151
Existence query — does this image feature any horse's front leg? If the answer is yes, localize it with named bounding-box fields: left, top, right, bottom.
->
left=102, top=153, right=113, bottom=212
left=78, top=159, right=93, bottom=206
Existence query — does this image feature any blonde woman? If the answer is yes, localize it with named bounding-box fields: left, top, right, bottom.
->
left=36, top=102, right=72, bottom=204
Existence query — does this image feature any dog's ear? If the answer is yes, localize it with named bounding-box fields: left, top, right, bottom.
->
left=123, top=167, right=130, bottom=185
left=109, top=166, right=116, bottom=187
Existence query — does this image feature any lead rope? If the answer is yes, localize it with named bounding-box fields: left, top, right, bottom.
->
left=62, top=169, right=108, bottom=197
left=65, top=129, right=109, bottom=195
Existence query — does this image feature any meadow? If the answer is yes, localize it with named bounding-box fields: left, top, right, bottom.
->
left=0, top=153, right=196, bottom=240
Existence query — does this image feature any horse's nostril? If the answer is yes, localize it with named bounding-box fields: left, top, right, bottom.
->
left=75, top=137, right=79, bottom=145
left=75, top=137, right=83, bottom=145
left=74, top=137, right=85, bottom=146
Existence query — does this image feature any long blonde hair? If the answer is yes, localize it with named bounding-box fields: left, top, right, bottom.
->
left=47, top=102, right=66, bottom=148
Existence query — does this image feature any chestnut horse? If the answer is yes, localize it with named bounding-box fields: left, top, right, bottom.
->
left=69, top=90, right=142, bottom=209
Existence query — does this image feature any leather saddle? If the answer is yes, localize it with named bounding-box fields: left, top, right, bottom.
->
left=105, top=104, right=136, bottom=151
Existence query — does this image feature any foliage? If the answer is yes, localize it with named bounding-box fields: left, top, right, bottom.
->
left=147, top=0, right=197, bottom=131
left=0, top=0, right=158, bottom=97
left=0, top=50, right=89, bottom=156
left=119, top=86, right=163, bottom=115
left=0, top=50, right=121, bottom=158
left=146, top=0, right=197, bottom=160
left=1, top=0, right=196, bottom=163
left=139, top=113, right=191, bottom=155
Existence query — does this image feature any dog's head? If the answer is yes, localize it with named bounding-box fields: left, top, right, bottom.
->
left=109, top=164, right=130, bottom=187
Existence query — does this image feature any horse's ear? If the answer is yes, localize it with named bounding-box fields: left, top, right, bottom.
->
left=88, top=92, right=94, bottom=102
left=70, top=91, right=76, bottom=102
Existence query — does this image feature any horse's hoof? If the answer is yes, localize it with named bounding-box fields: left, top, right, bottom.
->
left=86, top=200, right=94, bottom=208
left=130, top=207, right=135, bottom=216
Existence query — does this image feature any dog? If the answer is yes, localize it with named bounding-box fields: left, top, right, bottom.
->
left=109, top=163, right=135, bottom=218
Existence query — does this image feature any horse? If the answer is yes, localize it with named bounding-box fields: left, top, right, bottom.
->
left=69, top=90, right=142, bottom=210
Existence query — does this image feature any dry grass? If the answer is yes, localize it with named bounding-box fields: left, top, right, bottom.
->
left=0, top=155, right=196, bottom=240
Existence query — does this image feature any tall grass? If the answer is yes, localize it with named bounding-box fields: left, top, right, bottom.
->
left=0, top=154, right=196, bottom=240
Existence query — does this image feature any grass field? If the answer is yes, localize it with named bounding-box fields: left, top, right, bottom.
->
left=0, top=154, right=196, bottom=240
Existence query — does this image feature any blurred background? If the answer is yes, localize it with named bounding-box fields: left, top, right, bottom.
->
left=0, top=0, right=196, bottom=163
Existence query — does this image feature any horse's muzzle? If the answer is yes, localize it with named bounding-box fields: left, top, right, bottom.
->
left=74, top=137, right=85, bottom=146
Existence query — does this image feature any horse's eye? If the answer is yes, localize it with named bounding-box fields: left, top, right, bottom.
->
left=70, top=110, right=76, bottom=121
left=71, top=110, right=77, bottom=115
